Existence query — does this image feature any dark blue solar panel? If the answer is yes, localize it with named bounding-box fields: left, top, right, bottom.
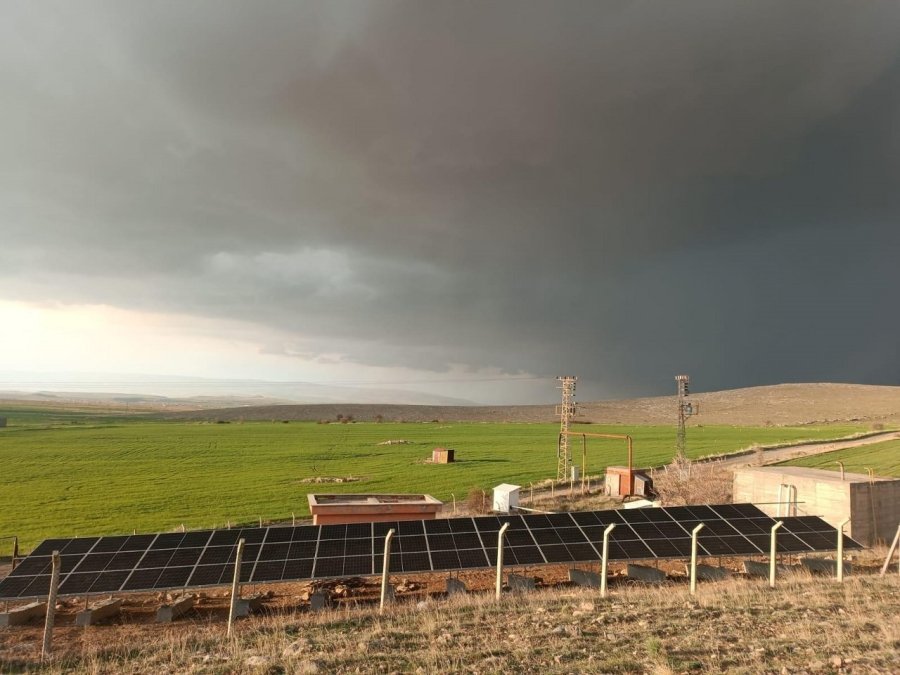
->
left=1, top=504, right=862, bottom=600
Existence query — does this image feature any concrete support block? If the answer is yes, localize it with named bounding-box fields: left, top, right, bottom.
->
left=233, top=594, right=265, bottom=618
left=569, top=568, right=602, bottom=588
left=0, top=601, right=46, bottom=627
left=685, top=564, right=730, bottom=582
left=507, top=574, right=537, bottom=593
left=76, top=598, right=122, bottom=626
left=626, top=564, right=666, bottom=583
left=309, top=591, right=333, bottom=611
left=800, top=558, right=852, bottom=576
left=446, top=578, right=467, bottom=596
left=156, top=594, right=196, bottom=623
left=742, top=560, right=791, bottom=578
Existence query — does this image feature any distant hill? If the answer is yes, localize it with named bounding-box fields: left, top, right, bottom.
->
left=162, top=383, right=900, bottom=426
left=0, top=371, right=476, bottom=407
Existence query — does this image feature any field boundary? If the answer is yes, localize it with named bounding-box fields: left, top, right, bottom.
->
left=695, top=429, right=900, bottom=468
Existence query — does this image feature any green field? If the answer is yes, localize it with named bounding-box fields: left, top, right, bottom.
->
left=777, top=438, right=900, bottom=477
left=0, top=409, right=867, bottom=550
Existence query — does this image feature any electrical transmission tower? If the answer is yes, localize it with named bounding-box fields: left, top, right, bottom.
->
left=556, top=376, right=577, bottom=481
left=675, top=374, right=697, bottom=459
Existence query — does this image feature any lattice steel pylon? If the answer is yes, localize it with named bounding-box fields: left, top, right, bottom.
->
left=556, top=376, right=577, bottom=480
left=675, top=374, right=691, bottom=460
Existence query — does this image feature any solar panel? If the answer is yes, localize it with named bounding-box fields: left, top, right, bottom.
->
left=0, top=504, right=863, bottom=600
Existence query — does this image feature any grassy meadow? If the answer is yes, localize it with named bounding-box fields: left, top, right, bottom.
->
left=0, top=407, right=867, bottom=550
left=778, top=438, right=900, bottom=477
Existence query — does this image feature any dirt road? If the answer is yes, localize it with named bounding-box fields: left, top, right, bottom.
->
left=717, top=430, right=900, bottom=468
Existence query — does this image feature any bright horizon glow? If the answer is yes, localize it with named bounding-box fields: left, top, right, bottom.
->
left=0, top=300, right=547, bottom=403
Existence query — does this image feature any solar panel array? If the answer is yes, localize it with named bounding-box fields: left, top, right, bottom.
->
left=0, top=504, right=860, bottom=600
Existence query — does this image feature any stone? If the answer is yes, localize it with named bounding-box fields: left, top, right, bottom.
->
left=551, top=624, right=581, bottom=637
left=282, top=639, right=311, bottom=658
left=244, top=655, right=269, bottom=669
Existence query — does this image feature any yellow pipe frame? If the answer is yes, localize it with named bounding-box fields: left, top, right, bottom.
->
left=560, top=431, right=635, bottom=494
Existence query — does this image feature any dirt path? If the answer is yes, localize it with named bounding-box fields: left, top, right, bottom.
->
left=717, top=430, right=900, bottom=469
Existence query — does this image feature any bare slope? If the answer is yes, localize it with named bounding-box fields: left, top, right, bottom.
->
left=163, top=382, right=900, bottom=426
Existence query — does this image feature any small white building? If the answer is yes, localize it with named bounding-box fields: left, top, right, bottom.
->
left=492, top=483, right=521, bottom=513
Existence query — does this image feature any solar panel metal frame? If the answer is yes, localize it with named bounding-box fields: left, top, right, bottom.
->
left=0, top=505, right=863, bottom=601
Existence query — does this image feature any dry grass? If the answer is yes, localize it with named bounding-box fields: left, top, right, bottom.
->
left=3, top=563, right=897, bottom=674
left=653, top=457, right=733, bottom=506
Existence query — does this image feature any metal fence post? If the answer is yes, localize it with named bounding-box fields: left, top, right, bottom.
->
left=769, top=521, right=784, bottom=588
left=495, top=522, right=510, bottom=601
left=879, top=524, right=900, bottom=577
left=227, top=538, right=245, bottom=637
left=836, top=517, right=850, bottom=583
left=600, top=523, right=616, bottom=598
left=690, top=523, right=705, bottom=596
left=41, top=551, right=61, bottom=662
left=380, top=529, right=396, bottom=614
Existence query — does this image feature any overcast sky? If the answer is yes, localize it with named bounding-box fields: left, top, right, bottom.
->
left=1, top=1, right=899, bottom=404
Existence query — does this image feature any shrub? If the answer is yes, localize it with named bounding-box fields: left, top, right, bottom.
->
left=653, top=456, right=732, bottom=505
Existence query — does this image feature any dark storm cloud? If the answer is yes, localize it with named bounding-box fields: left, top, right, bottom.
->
left=1, top=0, right=899, bottom=400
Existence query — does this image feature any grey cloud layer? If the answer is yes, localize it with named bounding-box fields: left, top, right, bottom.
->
left=2, top=1, right=899, bottom=399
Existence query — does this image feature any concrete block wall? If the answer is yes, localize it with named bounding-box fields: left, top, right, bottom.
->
left=733, top=467, right=900, bottom=546
left=850, top=481, right=900, bottom=546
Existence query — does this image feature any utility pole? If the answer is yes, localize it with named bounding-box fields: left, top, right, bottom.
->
left=556, top=376, right=577, bottom=481
left=675, top=374, right=697, bottom=459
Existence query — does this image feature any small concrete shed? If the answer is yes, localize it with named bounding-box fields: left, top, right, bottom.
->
left=432, top=447, right=455, bottom=463
left=733, top=466, right=900, bottom=546
left=492, top=484, right=521, bottom=513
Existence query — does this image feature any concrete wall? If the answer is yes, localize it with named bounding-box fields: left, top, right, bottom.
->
left=733, top=468, right=852, bottom=523
left=850, top=481, right=900, bottom=546
left=732, top=467, right=900, bottom=546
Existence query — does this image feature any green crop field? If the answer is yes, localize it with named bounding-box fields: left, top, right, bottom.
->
left=0, top=408, right=867, bottom=551
left=777, top=439, right=900, bottom=477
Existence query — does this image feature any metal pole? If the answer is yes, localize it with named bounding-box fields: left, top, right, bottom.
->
left=380, top=529, right=395, bottom=614
left=627, top=436, right=634, bottom=495
left=690, top=523, right=705, bottom=596
left=836, top=517, right=850, bottom=583
left=227, top=538, right=245, bottom=638
left=600, top=523, right=616, bottom=598
left=11, top=536, right=17, bottom=572
left=451, top=493, right=457, bottom=514
left=836, top=461, right=844, bottom=481
left=495, top=522, right=510, bottom=601
left=41, top=550, right=61, bottom=662
left=769, top=521, right=784, bottom=588
left=581, top=435, right=587, bottom=495
left=880, top=524, right=900, bottom=576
